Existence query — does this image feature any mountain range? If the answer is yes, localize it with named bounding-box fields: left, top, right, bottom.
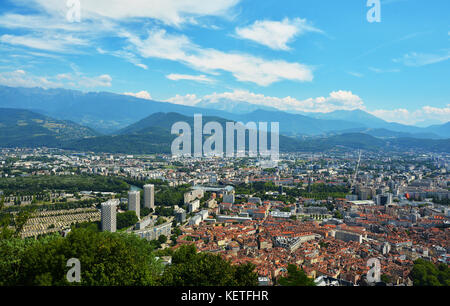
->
left=0, top=108, right=448, bottom=154
left=0, top=85, right=448, bottom=139
left=0, top=85, right=448, bottom=153
left=67, top=112, right=450, bottom=154
left=0, top=85, right=228, bottom=134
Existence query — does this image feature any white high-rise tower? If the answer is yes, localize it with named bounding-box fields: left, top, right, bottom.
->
left=143, top=184, right=155, bottom=210
left=101, top=199, right=119, bottom=232
left=128, top=191, right=140, bottom=219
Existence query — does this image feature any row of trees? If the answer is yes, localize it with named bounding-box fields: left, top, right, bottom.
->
left=155, top=185, right=191, bottom=207
left=157, top=244, right=258, bottom=286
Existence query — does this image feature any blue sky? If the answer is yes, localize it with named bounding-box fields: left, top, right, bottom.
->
left=0, top=0, right=449, bottom=126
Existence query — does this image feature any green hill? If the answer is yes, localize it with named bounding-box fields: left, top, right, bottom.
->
left=0, top=108, right=99, bottom=147
left=65, top=127, right=174, bottom=154
left=1, top=110, right=448, bottom=154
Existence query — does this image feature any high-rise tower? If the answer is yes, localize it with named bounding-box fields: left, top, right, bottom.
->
left=143, top=184, right=155, bottom=210
left=128, top=190, right=140, bottom=219
left=101, top=199, right=119, bottom=232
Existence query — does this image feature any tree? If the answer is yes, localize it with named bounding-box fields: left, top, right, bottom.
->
left=409, top=258, right=450, bottom=286
left=155, top=217, right=167, bottom=226
left=381, top=274, right=392, bottom=284
left=0, top=228, right=163, bottom=286
left=333, top=210, right=343, bottom=219
left=140, top=207, right=151, bottom=218
left=278, top=264, right=316, bottom=286
left=13, top=209, right=34, bottom=237
left=158, top=235, right=167, bottom=244
left=0, top=236, right=38, bottom=285
left=161, top=245, right=258, bottom=286
left=117, top=211, right=138, bottom=230
left=149, top=239, right=162, bottom=250
left=72, top=221, right=100, bottom=232
left=0, top=206, right=34, bottom=239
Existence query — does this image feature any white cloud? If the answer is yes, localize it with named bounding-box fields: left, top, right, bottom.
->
left=57, top=73, right=72, bottom=80
left=347, top=71, right=364, bottom=78
left=22, top=0, right=240, bottom=26
left=0, top=70, right=112, bottom=89
left=235, top=18, right=322, bottom=50
left=96, top=48, right=148, bottom=70
left=369, top=67, right=400, bottom=73
left=124, top=29, right=314, bottom=86
left=1, top=2, right=313, bottom=84
left=123, top=91, right=152, bottom=100
left=166, top=73, right=213, bottom=83
left=164, top=89, right=364, bottom=113
left=0, top=70, right=63, bottom=88
left=370, top=105, right=450, bottom=125
left=165, top=94, right=201, bottom=106
left=0, top=13, right=115, bottom=33
left=0, top=33, right=88, bottom=52
left=78, top=74, right=112, bottom=88
left=165, top=90, right=449, bottom=124
left=393, top=50, right=450, bottom=67
left=0, top=9, right=116, bottom=56
left=121, top=29, right=193, bottom=61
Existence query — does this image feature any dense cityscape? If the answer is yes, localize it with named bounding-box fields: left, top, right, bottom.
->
left=1, top=147, right=448, bottom=286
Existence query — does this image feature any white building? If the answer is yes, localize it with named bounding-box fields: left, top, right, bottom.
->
left=189, top=215, right=202, bottom=226
left=101, top=199, right=119, bottom=232
left=143, top=184, right=155, bottom=210
left=184, top=189, right=204, bottom=204
left=134, top=222, right=172, bottom=241
left=198, top=210, right=209, bottom=220
left=128, top=191, right=140, bottom=219
left=188, top=199, right=200, bottom=213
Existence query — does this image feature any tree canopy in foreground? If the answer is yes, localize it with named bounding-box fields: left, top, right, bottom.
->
left=278, top=264, right=316, bottom=286
left=409, top=258, right=450, bottom=286
left=0, top=228, right=259, bottom=286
